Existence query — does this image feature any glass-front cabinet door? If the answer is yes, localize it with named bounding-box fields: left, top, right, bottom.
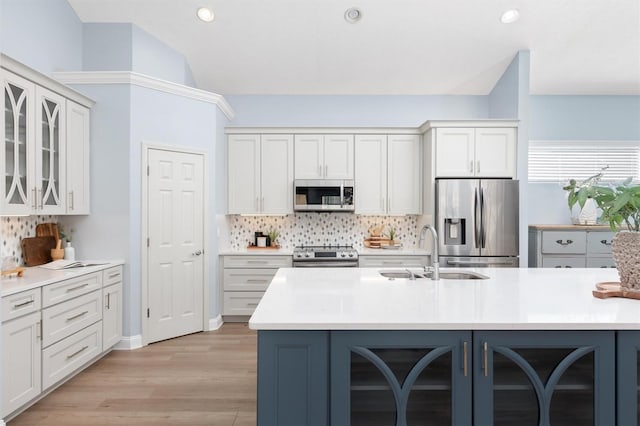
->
left=617, top=331, right=640, bottom=426
left=331, top=331, right=472, bottom=426
left=1, top=70, right=35, bottom=215
left=474, top=331, right=615, bottom=426
left=35, top=86, right=65, bottom=214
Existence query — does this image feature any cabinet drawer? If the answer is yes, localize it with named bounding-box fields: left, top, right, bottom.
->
left=42, top=290, right=102, bottom=348
left=542, top=257, right=586, bottom=268
left=358, top=255, right=429, bottom=268
left=42, top=321, right=102, bottom=391
left=2, top=288, right=41, bottom=322
left=587, top=257, right=617, bottom=268
left=223, top=269, right=276, bottom=291
left=541, top=232, right=586, bottom=254
left=223, top=291, right=264, bottom=315
left=103, top=266, right=123, bottom=286
left=223, top=255, right=292, bottom=269
left=587, top=232, right=614, bottom=254
left=42, top=272, right=102, bottom=307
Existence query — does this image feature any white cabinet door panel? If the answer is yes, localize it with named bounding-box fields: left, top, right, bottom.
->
left=260, top=134, right=293, bottom=214
left=2, top=311, right=41, bottom=417
left=474, top=128, right=516, bottom=178
left=324, top=134, right=354, bottom=179
left=387, top=135, right=421, bottom=215
left=65, top=101, right=90, bottom=214
left=103, top=282, right=122, bottom=350
left=435, top=128, right=475, bottom=177
left=355, top=135, right=386, bottom=214
left=294, top=134, right=323, bottom=179
left=228, top=134, right=261, bottom=214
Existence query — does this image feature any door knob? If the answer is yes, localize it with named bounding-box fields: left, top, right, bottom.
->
left=192, top=250, right=203, bottom=256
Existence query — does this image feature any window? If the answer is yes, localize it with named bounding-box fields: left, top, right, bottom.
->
left=528, top=140, right=640, bottom=183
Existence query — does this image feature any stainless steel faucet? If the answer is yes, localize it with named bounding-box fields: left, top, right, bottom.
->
left=419, top=225, right=440, bottom=280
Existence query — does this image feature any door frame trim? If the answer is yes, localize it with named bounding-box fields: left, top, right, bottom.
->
left=141, top=142, right=210, bottom=346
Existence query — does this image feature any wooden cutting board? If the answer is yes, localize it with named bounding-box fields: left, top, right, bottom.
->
left=21, top=236, right=57, bottom=266
left=592, top=282, right=640, bottom=300
left=36, top=223, right=60, bottom=240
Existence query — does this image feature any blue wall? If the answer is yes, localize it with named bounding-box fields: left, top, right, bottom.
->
left=528, top=95, right=640, bottom=225
left=226, top=95, right=489, bottom=127
left=83, top=23, right=133, bottom=72
left=1, top=0, right=82, bottom=76
left=488, top=54, right=520, bottom=119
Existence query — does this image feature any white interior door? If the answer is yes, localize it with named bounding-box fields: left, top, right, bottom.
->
left=147, top=148, right=204, bottom=344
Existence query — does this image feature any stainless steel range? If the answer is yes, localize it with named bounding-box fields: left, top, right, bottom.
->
left=292, top=245, right=359, bottom=267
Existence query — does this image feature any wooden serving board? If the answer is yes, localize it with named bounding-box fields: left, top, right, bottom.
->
left=592, top=282, right=640, bottom=300
left=36, top=222, right=59, bottom=239
left=21, top=236, right=57, bottom=266
left=247, top=245, right=281, bottom=250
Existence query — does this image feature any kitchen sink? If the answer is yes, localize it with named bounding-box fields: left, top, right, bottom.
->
left=379, top=270, right=489, bottom=280
left=439, top=271, right=489, bottom=280
left=379, top=270, right=424, bottom=279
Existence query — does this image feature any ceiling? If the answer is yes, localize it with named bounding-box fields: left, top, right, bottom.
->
left=67, top=0, right=640, bottom=96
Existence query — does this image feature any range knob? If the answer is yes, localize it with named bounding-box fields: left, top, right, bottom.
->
left=348, top=253, right=354, bottom=258
left=341, top=253, right=346, bottom=258
left=305, top=253, right=310, bottom=258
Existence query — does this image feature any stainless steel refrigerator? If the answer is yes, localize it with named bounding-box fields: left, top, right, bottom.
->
left=435, top=179, right=519, bottom=267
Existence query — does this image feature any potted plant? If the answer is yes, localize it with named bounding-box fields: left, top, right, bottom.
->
left=563, top=167, right=608, bottom=225
left=593, top=179, right=640, bottom=292
left=386, top=226, right=397, bottom=246
left=266, top=229, right=280, bottom=248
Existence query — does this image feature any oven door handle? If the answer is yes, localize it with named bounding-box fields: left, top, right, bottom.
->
left=293, top=261, right=359, bottom=268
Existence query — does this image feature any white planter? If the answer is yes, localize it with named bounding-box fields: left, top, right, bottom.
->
left=571, top=198, right=598, bottom=225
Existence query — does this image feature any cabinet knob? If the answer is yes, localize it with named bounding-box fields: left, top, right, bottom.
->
left=600, top=240, right=612, bottom=246
left=555, top=239, right=573, bottom=246
left=192, top=250, right=203, bottom=256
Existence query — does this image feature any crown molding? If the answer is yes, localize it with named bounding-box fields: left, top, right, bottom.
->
left=225, top=126, right=421, bottom=135
left=1, top=54, right=95, bottom=107
left=419, top=119, right=519, bottom=133
left=53, top=71, right=235, bottom=120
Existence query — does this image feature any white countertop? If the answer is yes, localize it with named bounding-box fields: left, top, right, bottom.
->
left=358, top=248, right=431, bottom=256
left=1, top=261, right=124, bottom=297
left=219, top=248, right=430, bottom=256
left=249, top=267, right=640, bottom=331
left=218, top=249, right=294, bottom=256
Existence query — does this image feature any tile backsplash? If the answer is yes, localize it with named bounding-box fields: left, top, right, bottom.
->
left=1, top=215, right=58, bottom=265
left=226, top=213, right=425, bottom=250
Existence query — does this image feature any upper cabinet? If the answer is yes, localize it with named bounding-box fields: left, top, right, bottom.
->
left=228, top=134, right=293, bottom=214
left=1, top=57, right=93, bottom=216
left=294, top=134, right=354, bottom=179
left=434, top=127, right=516, bottom=178
left=355, top=134, right=421, bottom=215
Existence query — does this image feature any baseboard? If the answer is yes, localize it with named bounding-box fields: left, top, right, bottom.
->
left=208, top=315, right=223, bottom=330
left=113, top=334, right=143, bottom=350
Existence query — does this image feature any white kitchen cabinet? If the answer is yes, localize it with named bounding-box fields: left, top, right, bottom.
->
left=294, top=134, right=354, bottom=179
left=358, top=255, right=429, bottom=268
left=65, top=101, right=90, bottom=214
left=528, top=226, right=616, bottom=268
left=1, top=264, right=123, bottom=420
left=1, top=60, right=92, bottom=216
left=221, top=255, right=292, bottom=319
left=35, top=86, right=66, bottom=214
left=228, top=134, right=293, bottom=214
left=103, top=266, right=123, bottom=350
left=2, top=310, right=41, bottom=418
left=435, top=127, right=516, bottom=178
left=355, top=134, right=421, bottom=215
left=1, top=70, right=36, bottom=215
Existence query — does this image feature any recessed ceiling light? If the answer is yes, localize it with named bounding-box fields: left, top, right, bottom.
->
left=500, top=9, right=520, bottom=24
left=197, top=7, right=215, bottom=22
left=344, top=7, right=362, bottom=23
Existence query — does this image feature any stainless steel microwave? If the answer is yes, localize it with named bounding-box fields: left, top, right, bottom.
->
left=294, top=179, right=355, bottom=212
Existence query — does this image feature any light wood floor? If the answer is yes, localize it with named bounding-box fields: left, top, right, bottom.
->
left=9, top=323, right=257, bottom=426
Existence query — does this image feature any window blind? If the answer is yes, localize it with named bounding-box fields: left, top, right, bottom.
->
left=528, top=140, right=640, bottom=183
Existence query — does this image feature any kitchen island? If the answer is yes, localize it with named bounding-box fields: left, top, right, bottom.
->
left=249, top=267, right=640, bottom=426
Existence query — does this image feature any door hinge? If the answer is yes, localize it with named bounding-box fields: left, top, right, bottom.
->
left=147, top=308, right=150, bottom=318
left=147, top=237, right=150, bottom=247
left=147, top=165, right=150, bottom=176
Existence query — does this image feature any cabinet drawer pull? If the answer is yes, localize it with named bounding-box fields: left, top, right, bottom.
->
left=555, top=239, right=573, bottom=246
left=106, top=293, right=111, bottom=310
left=483, top=341, right=488, bottom=377
left=600, top=240, right=612, bottom=246
left=69, top=191, right=74, bottom=210
left=247, top=302, right=259, bottom=307
left=246, top=279, right=268, bottom=283
left=13, top=300, right=34, bottom=309
left=463, top=341, right=468, bottom=377
left=36, top=321, right=42, bottom=340
left=469, top=161, right=474, bottom=173
left=66, top=283, right=89, bottom=293
left=246, top=260, right=268, bottom=264
left=66, top=310, right=89, bottom=322
left=477, top=161, right=480, bottom=174
left=32, top=187, right=37, bottom=209
left=66, top=345, right=89, bottom=360
left=108, top=272, right=120, bottom=279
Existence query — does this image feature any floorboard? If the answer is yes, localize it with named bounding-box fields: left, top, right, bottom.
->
left=8, top=323, right=257, bottom=426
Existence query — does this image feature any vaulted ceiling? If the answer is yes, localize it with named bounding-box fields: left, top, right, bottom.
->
left=68, top=0, right=640, bottom=96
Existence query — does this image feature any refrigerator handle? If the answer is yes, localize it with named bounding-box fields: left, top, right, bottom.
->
left=474, top=187, right=480, bottom=248
left=480, top=187, right=486, bottom=248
